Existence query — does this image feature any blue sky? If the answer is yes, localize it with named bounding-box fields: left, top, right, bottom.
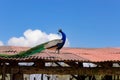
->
left=0, top=0, right=120, bottom=47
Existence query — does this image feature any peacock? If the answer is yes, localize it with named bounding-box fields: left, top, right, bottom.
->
left=0, top=29, right=66, bottom=58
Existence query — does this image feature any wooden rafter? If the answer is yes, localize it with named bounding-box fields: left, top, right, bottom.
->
left=0, top=66, right=119, bottom=75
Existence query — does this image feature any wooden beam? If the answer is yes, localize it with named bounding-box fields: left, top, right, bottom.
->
left=34, top=61, right=45, bottom=68
left=66, top=62, right=79, bottom=67
left=1, top=66, right=120, bottom=75
left=65, top=62, right=83, bottom=67
left=12, top=73, right=23, bottom=80
left=54, top=62, right=80, bottom=79
left=2, top=63, right=6, bottom=80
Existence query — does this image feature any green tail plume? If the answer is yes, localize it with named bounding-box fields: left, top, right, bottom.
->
left=0, top=42, right=48, bottom=58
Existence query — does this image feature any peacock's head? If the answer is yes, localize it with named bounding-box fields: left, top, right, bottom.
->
left=58, top=29, right=62, bottom=33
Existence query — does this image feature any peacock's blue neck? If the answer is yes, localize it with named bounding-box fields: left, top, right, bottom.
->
left=60, top=31, right=66, bottom=43
left=57, top=30, right=66, bottom=50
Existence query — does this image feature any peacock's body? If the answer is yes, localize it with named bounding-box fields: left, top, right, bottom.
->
left=0, top=29, right=66, bottom=58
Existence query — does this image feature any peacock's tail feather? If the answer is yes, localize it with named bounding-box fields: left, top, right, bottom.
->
left=0, top=42, right=49, bottom=58
left=0, top=39, right=62, bottom=58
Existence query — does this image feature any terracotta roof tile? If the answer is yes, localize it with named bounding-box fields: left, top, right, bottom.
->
left=0, top=46, right=120, bottom=62
left=61, top=48, right=120, bottom=62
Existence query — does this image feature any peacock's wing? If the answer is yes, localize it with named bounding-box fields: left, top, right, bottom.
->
left=44, top=39, right=63, bottom=49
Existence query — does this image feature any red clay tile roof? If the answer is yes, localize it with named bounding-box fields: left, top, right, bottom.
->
left=0, top=46, right=120, bottom=62
left=61, top=48, right=120, bottom=62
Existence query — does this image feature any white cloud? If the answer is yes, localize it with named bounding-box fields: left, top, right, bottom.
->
left=0, top=41, right=4, bottom=46
left=8, top=29, right=70, bottom=47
